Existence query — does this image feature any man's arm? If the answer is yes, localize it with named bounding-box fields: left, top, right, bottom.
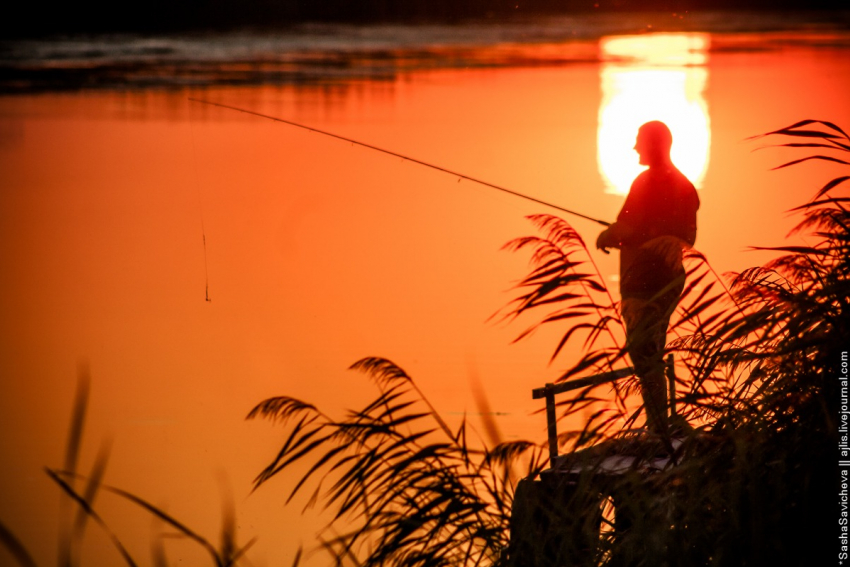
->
left=683, top=184, right=699, bottom=247
left=596, top=221, right=637, bottom=251
left=670, top=176, right=699, bottom=247
left=596, top=173, right=647, bottom=252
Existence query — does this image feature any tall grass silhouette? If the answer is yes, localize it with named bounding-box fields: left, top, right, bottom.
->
left=248, top=120, right=848, bottom=566
left=247, top=357, right=548, bottom=565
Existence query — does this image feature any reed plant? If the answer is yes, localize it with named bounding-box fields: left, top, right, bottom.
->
left=247, top=357, right=548, bottom=566
left=249, top=120, right=848, bottom=566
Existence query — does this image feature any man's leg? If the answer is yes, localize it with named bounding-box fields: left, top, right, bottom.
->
left=622, top=298, right=669, bottom=434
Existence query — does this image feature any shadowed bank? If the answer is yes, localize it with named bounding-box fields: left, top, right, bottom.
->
left=5, top=1, right=845, bottom=36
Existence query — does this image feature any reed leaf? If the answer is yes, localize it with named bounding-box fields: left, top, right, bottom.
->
left=0, top=520, right=38, bottom=567
left=45, top=468, right=139, bottom=567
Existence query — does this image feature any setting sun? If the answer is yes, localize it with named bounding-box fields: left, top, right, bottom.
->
left=597, top=33, right=711, bottom=195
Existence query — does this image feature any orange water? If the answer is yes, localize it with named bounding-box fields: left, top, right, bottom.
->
left=1, top=31, right=849, bottom=566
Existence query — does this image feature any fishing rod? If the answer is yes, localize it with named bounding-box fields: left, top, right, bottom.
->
left=188, top=98, right=611, bottom=228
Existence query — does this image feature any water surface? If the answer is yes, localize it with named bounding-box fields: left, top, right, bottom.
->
left=1, top=20, right=849, bottom=567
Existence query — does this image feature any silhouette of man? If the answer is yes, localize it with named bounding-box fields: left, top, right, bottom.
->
left=596, top=121, right=699, bottom=434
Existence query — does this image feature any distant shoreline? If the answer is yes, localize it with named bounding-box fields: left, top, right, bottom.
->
left=1, top=11, right=848, bottom=94
left=4, top=4, right=848, bottom=38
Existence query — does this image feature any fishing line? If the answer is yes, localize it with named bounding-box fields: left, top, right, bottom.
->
left=188, top=98, right=611, bottom=228
left=189, top=106, right=212, bottom=303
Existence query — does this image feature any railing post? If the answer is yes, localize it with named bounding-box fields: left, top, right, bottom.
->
left=544, top=384, right=558, bottom=467
left=531, top=367, right=635, bottom=469
left=666, top=354, right=676, bottom=418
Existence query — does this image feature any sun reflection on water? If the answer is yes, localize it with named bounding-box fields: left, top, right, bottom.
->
left=597, top=33, right=711, bottom=195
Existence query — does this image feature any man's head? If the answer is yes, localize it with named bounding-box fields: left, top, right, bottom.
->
left=634, top=121, right=673, bottom=167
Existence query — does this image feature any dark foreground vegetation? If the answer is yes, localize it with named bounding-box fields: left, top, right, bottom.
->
left=0, top=120, right=846, bottom=566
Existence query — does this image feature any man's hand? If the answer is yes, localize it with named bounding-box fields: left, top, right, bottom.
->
left=596, top=227, right=616, bottom=252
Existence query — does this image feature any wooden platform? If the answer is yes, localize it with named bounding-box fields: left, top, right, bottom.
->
left=507, top=358, right=685, bottom=567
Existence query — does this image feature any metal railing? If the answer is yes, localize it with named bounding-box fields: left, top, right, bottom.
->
left=532, top=354, right=677, bottom=467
